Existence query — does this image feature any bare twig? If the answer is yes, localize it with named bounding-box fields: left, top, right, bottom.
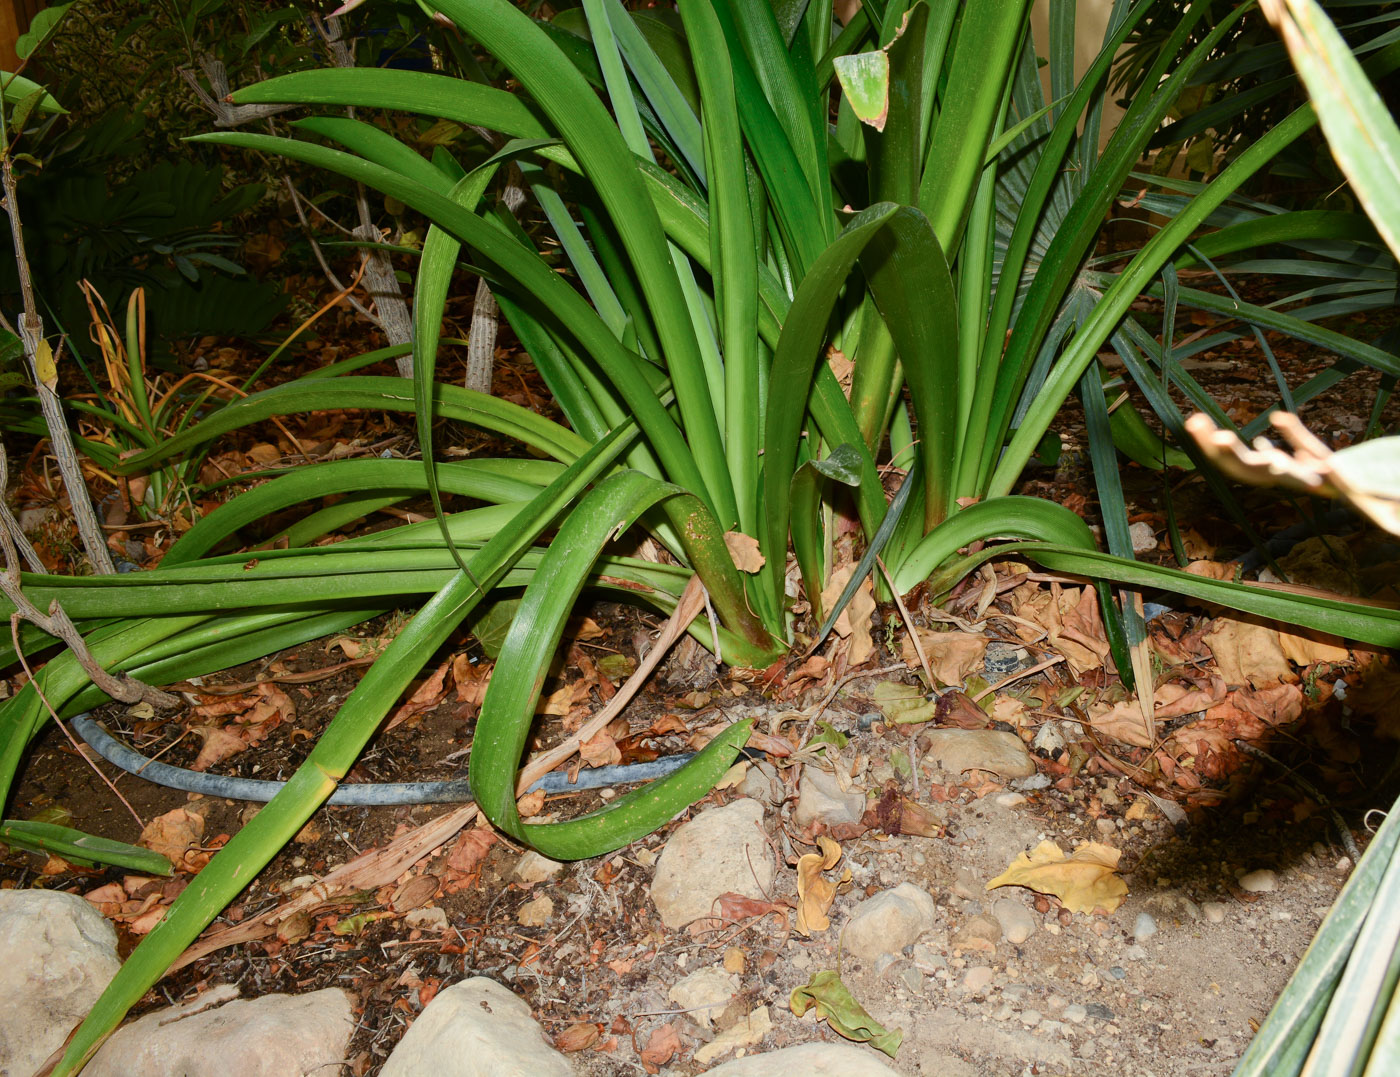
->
left=1, top=154, right=115, bottom=574
left=0, top=447, right=177, bottom=709
left=178, top=55, right=298, bottom=128
left=465, top=170, right=526, bottom=394
left=317, top=15, right=415, bottom=376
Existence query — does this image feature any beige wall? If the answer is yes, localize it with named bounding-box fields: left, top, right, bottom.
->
left=1031, top=0, right=1126, bottom=149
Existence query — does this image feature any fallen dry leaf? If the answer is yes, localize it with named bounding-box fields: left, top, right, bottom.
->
left=640, top=1023, right=680, bottom=1073
left=821, top=566, right=876, bottom=666
left=986, top=839, right=1128, bottom=914
left=138, top=807, right=206, bottom=872
left=795, top=836, right=843, bottom=936
left=579, top=730, right=622, bottom=768
left=190, top=725, right=248, bottom=771
left=901, top=628, right=986, bottom=686
left=554, top=1023, right=601, bottom=1052
left=1203, top=618, right=1295, bottom=688
left=724, top=530, right=765, bottom=573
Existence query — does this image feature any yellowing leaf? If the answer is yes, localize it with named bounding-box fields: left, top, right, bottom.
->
left=795, top=836, right=843, bottom=936
left=790, top=970, right=902, bottom=1058
left=35, top=338, right=56, bottom=390
left=986, top=840, right=1128, bottom=914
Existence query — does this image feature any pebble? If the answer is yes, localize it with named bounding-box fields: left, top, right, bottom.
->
left=701, top=1042, right=904, bottom=1075
left=1240, top=869, right=1279, bottom=893
left=668, top=965, right=739, bottom=1029
left=1129, top=521, right=1158, bottom=553
left=1031, top=721, right=1068, bottom=756
left=516, top=894, right=554, bottom=926
left=923, top=729, right=1038, bottom=779
left=1012, top=773, right=1053, bottom=791
left=898, top=966, right=925, bottom=994
left=842, top=883, right=938, bottom=962
left=1108, top=966, right=1127, bottom=980
left=1203, top=902, right=1227, bottom=923
left=87, top=986, right=354, bottom=1077
left=992, top=898, right=1038, bottom=945
left=960, top=966, right=995, bottom=995
left=1021, top=1009, right=1044, bottom=1027
left=951, top=914, right=1003, bottom=952
left=951, top=867, right=980, bottom=900
left=0, top=890, right=121, bottom=1077
left=794, top=766, right=866, bottom=827
left=651, top=798, right=775, bottom=928
left=513, top=850, right=565, bottom=884
left=1085, top=1003, right=1117, bottom=1021
left=1123, top=945, right=1148, bottom=961
left=740, top=760, right=783, bottom=805
left=1133, top=912, right=1158, bottom=941
left=1063, top=1004, right=1088, bottom=1024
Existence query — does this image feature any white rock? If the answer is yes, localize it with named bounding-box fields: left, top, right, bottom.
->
left=740, top=761, right=782, bottom=805
left=1203, top=901, right=1228, bottom=923
left=1063, top=1003, right=1088, bottom=1024
left=1031, top=721, right=1068, bottom=756
left=842, top=883, right=938, bottom=962
left=651, top=799, right=775, bottom=928
left=702, top=1042, right=903, bottom=1075
left=960, top=966, right=995, bottom=995
left=1240, top=869, right=1279, bottom=893
left=992, top=898, right=1038, bottom=945
left=668, top=966, right=738, bottom=1029
left=1129, top=522, right=1158, bottom=553
left=86, top=987, right=354, bottom=1077
left=514, top=850, right=565, bottom=884
left=794, top=767, right=866, bottom=827
left=0, top=889, right=121, bottom=1077
left=923, top=729, right=1037, bottom=779
left=694, top=1005, right=772, bottom=1065
left=1133, top=912, right=1158, bottom=940
left=380, top=977, right=571, bottom=1076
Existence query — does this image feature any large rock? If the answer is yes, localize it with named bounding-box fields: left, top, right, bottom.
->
left=841, top=883, right=938, bottom=963
left=0, top=889, right=121, bottom=1077
left=85, top=985, right=354, bottom=1077
left=794, top=767, right=866, bottom=828
left=922, top=729, right=1036, bottom=779
left=703, top=1042, right=906, bottom=1075
left=380, top=977, right=572, bottom=1076
left=651, top=798, right=775, bottom=928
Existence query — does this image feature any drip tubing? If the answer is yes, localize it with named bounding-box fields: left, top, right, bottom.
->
left=70, top=714, right=697, bottom=807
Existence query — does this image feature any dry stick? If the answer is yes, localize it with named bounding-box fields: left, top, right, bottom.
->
left=797, top=663, right=910, bottom=751
left=0, top=445, right=177, bottom=709
left=316, top=14, right=416, bottom=376
left=1, top=153, right=114, bottom=574
left=969, top=654, right=1067, bottom=704
left=465, top=171, right=526, bottom=394
left=514, top=574, right=711, bottom=796
left=1233, top=738, right=1361, bottom=862
left=877, top=554, right=933, bottom=688
left=169, top=801, right=482, bottom=971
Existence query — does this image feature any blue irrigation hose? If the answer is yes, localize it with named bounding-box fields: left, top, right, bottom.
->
left=70, top=714, right=698, bottom=807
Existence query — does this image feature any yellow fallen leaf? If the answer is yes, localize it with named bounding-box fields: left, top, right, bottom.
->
left=795, top=836, right=843, bottom=936
left=986, top=839, right=1128, bottom=914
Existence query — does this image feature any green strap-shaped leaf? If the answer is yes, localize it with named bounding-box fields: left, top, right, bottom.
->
left=469, top=470, right=760, bottom=859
